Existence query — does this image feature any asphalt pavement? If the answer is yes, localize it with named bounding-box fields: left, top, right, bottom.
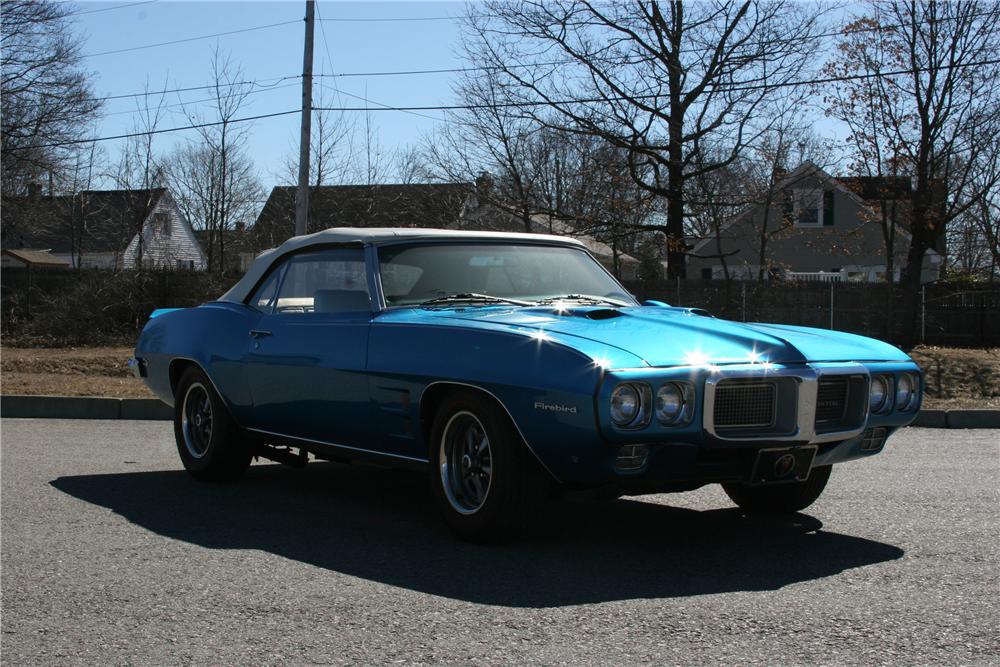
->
left=2, top=420, right=998, bottom=665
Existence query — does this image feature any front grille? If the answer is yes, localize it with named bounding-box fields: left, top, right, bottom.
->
left=713, top=381, right=776, bottom=429
left=816, top=376, right=850, bottom=423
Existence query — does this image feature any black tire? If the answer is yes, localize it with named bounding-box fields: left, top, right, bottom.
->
left=173, top=366, right=251, bottom=482
left=429, top=390, right=549, bottom=543
left=722, top=464, right=833, bottom=515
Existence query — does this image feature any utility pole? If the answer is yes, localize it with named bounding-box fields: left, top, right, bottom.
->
left=294, top=0, right=315, bottom=237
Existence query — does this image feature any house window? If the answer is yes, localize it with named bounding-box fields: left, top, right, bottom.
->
left=155, top=213, right=170, bottom=236
left=177, top=259, right=194, bottom=270
left=793, top=189, right=823, bottom=226
left=701, top=267, right=713, bottom=280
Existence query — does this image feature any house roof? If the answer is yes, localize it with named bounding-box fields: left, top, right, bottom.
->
left=249, top=183, right=472, bottom=251
left=220, top=227, right=586, bottom=303
left=2, top=248, right=71, bottom=268
left=1, top=188, right=167, bottom=254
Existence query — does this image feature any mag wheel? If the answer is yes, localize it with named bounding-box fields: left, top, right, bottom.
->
left=429, top=390, right=549, bottom=543
left=173, top=366, right=251, bottom=482
left=722, top=464, right=833, bottom=515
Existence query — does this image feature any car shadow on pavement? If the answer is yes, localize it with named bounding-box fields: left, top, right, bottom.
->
left=51, top=462, right=904, bottom=608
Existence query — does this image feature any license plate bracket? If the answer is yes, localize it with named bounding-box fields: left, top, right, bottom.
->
left=749, top=446, right=818, bottom=485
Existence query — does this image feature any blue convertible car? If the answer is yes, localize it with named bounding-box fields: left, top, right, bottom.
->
left=132, top=228, right=922, bottom=541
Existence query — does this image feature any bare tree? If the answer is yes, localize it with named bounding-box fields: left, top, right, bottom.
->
left=465, top=0, right=826, bottom=277
left=177, top=46, right=258, bottom=272
left=951, top=146, right=1000, bottom=280
left=423, top=67, right=555, bottom=231
left=280, top=93, right=354, bottom=186
left=738, top=122, right=837, bottom=282
left=63, top=138, right=106, bottom=269
left=825, top=1, right=1000, bottom=346
left=164, top=141, right=262, bottom=270
left=109, top=78, right=170, bottom=268
left=1, top=0, right=103, bottom=195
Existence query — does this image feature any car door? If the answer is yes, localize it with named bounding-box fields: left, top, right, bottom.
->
left=243, top=247, right=374, bottom=447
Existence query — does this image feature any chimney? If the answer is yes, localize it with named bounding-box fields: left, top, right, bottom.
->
left=475, top=171, right=494, bottom=208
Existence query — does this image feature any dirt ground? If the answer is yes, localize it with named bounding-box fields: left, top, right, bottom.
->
left=1, top=345, right=997, bottom=409
left=1, top=347, right=154, bottom=399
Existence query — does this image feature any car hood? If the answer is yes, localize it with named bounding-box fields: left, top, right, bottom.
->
left=394, top=305, right=911, bottom=367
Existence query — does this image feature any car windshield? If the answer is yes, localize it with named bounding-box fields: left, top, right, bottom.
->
left=378, top=242, right=636, bottom=307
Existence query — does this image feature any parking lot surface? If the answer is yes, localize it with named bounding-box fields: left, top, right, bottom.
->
left=2, top=420, right=998, bottom=665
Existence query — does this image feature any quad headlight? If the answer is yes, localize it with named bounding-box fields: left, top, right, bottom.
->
left=896, top=373, right=918, bottom=411
left=870, top=374, right=891, bottom=413
left=655, top=383, right=687, bottom=425
left=610, top=383, right=642, bottom=426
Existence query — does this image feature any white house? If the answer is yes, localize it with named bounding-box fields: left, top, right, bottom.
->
left=1, top=187, right=207, bottom=270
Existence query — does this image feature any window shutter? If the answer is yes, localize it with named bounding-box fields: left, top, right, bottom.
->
left=783, top=192, right=793, bottom=221
left=823, top=190, right=835, bottom=226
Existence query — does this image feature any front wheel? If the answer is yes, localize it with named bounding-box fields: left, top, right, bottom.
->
left=722, top=464, right=833, bottom=514
left=173, top=366, right=251, bottom=482
left=429, top=390, right=549, bottom=542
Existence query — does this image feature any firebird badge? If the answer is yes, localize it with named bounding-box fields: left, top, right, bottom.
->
left=534, top=401, right=577, bottom=414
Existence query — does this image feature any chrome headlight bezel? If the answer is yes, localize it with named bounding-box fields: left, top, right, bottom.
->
left=895, top=372, right=919, bottom=412
left=655, top=381, right=693, bottom=426
left=870, top=374, right=891, bottom=414
left=610, top=382, right=651, bottom=429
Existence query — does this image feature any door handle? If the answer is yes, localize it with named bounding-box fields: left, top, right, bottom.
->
left=249, top=329, right=273, bottom=339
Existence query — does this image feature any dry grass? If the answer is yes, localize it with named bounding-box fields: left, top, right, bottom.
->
left=1, top=344, right=998, bottom=409
left=908, top=346, right=1000, bottom=409
left=1, top=347, right=153, bottom=398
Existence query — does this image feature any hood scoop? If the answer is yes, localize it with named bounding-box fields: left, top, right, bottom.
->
left=583, top=308, right=625, bottom=320
left=543, top=306, right=625, bottom=320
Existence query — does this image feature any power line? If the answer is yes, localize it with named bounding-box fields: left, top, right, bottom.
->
left=317, top=82, right=444, bottom=122
left=311, top=57, right=1000, bottom=113
left=317, top=15, right=466, bottom=23
left=101, top=82, right=302, bottom=119
left=314, top=4, right=442, bottom=122
left=16, top=109, right=300, bottom=150
left=19, top=75, right=299, bottom=109
left=45, top=8, right=997, bottom=106
left=82, top=20, right=300, bottom=57
left=67, top=1, right=158, bottom=18
left=311, top=9, right=1000, bottom=79
left=15, top=52, right=1000, bottom=150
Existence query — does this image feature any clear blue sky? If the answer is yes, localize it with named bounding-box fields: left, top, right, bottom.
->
left=72, top=0, right=466, bottom=189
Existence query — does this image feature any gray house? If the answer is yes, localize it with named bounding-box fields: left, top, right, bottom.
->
left=1, top=187, right=207, bottom=270
left=686, top=162, right=943, bottom=282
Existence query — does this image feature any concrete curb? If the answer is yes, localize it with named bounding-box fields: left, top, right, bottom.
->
left=912, top=410, right=948, bottom=428
left=1, top=395, right=998, bottom=428
left=1, top=395, right=171, bottom=420
left=944, top=410, right=1000, bottom=429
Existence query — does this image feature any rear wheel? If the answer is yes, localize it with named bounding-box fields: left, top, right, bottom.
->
left=429, top=390, right=549, bottom=542
left=722, top=464, right=832, bottom=514
left=173, top=366, right=251, bottom=482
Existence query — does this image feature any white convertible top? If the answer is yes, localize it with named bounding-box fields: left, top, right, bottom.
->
left=218, top=227, right=584, bottom=303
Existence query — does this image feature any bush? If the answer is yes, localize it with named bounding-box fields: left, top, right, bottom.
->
left=2, top=269, right=241, bottom=347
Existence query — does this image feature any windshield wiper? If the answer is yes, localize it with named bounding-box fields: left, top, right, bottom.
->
left=419, top=293, right=534, bottom=308
left=534, top=294, right=631, bottom=307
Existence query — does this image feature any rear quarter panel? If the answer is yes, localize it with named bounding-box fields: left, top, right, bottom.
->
left=135, top=302, right=260, bottom=420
